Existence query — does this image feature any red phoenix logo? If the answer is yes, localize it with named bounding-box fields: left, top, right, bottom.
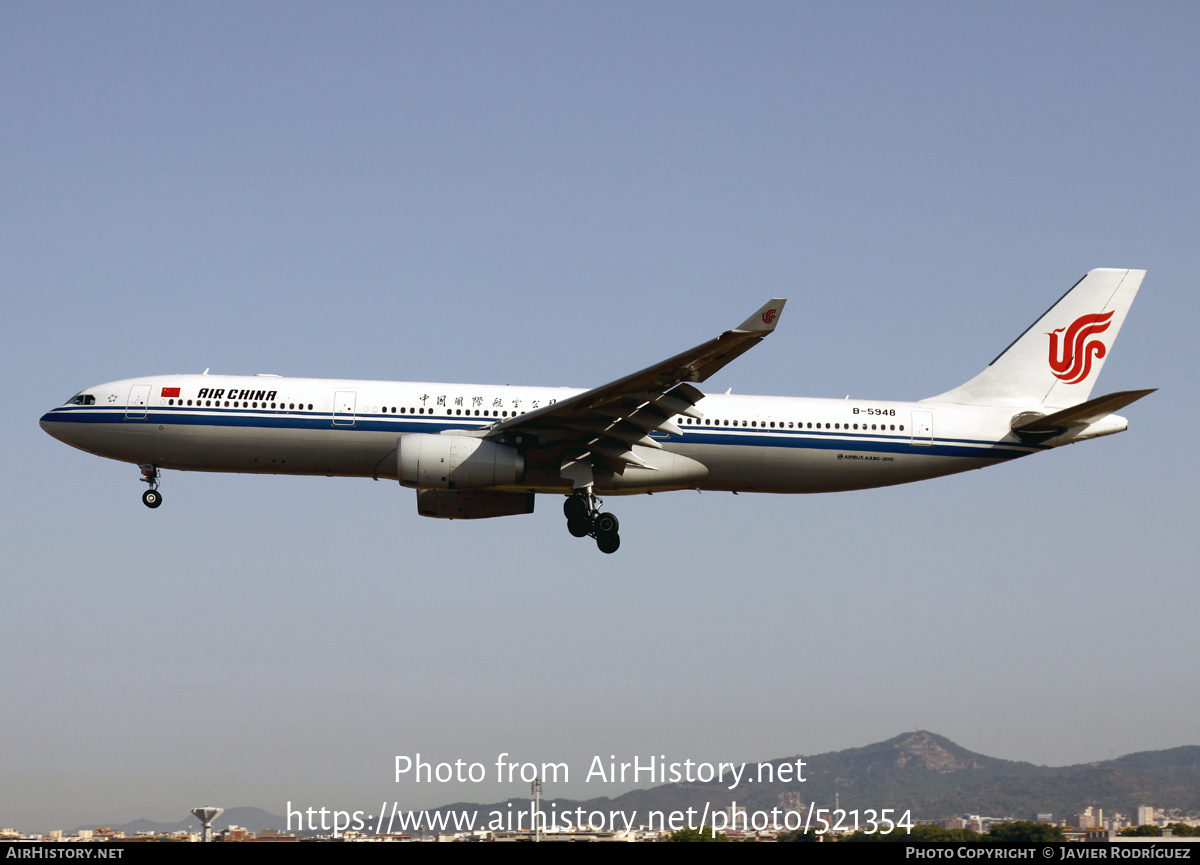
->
left=1047, top=310, right=1114, bottom=384
left=761, top=308, right=778, bottom=325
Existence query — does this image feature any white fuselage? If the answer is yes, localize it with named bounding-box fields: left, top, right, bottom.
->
left=37, top=270, right=1146, bottom=553
left=40, top=373, right=1055, bottom=496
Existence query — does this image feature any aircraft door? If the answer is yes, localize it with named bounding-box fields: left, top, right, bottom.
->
left=125, top=385, right=151, bottom=420
left=333, top=391, right=357, bottom=426
left=910, top=410, right=933, bottom=446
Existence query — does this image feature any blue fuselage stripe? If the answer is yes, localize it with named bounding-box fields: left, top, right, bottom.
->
left=40, top=407, right=1037, bottom=461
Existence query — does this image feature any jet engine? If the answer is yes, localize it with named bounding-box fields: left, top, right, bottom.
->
left=398, top=434, right=524, bottom=490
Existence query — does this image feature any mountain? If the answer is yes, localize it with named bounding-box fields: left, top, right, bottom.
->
left=742, top=731, right=1200, bottom=818
left=432, top=732, right=1200, bottom=823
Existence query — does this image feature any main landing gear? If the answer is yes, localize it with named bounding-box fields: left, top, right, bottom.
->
left=563, top=492, right=620, bottom=554
left=139, top=464, right=163, bottom=509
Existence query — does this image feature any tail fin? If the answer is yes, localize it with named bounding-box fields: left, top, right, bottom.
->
left=925, top=268, right=1145, bottom=409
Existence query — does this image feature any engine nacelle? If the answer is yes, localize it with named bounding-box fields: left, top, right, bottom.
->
left=416, top=489, right=535, bottom=520
left=398, top=433, right=525, bottom=490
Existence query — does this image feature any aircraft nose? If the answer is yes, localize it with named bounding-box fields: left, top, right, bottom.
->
left=40, top=411, right=68, bottom=442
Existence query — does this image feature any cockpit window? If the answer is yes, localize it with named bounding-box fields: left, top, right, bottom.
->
left=66, top=393, right=96, bottom=406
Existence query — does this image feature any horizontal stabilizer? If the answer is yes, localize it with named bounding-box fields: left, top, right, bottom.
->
left=1012, top=388, right=1156, bottom=436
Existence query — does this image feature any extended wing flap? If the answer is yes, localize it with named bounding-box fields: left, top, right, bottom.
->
left=560, top=419, right=665, bottom=450
left=625, top=391, right=704, bottom=419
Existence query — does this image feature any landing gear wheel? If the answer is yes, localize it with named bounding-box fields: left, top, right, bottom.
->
left=563, top=496, right=588, bottom=521
left=138, top=464, right=162, bottom=507
left=596, top=532, right=621, bottom=554
left=562, top=488, right=621, bottom=551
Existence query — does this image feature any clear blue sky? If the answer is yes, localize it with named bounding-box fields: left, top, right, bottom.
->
left=2, top=1, right=1196, bottom=832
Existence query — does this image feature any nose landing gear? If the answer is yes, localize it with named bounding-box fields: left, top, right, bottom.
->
left=563, top=492, right=621, bottom=553
left=139, top=464, right=163, bottom=509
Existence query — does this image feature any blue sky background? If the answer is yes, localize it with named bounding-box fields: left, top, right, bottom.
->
left=2, top=2, right=1196, bottom=832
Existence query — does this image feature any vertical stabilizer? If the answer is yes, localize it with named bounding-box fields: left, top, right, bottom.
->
left=925, top=268, right=1144, bottom=409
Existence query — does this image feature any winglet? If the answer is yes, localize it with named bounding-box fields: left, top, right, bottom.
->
left=734, top=298, right=787, bottom=333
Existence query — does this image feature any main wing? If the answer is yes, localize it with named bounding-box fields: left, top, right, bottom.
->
left=484, top=298, right=786, bottom=483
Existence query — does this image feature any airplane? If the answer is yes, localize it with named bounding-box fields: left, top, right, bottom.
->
left=40, top=268, right=1153, bottom=554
